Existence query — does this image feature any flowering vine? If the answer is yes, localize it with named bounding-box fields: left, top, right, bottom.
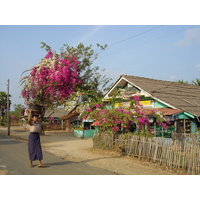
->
left=81, top=95, right=170, bottom=135
left=20, top=50, right=81, bottom=108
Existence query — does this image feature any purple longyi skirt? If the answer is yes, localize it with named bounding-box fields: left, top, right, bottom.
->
left=28, top=132, right=43, bottom=161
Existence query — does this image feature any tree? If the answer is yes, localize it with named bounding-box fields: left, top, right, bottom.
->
left=41, top=42, right=112, bottom=101
left=10, top=104, right=25, bottom=123
left=177, top=78, right=200, bottom=86
left=191, top=78, right=200, bottom=86
left=177, top=80, right=189, bottom=84
left=20, top=48, right=82, bottom=135
left=0, top=91, right=11, bottom=125
left=20, top=50, right=81, bottom=108
left=20, top=42, right=112, bottom=135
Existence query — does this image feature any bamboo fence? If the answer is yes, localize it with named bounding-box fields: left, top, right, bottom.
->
left=93, top=133, right=200, bottom=175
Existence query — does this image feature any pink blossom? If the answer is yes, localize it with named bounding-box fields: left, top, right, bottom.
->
left=157, top=121, right=162, bottom=126
left=21, top=50, right=81, bottom=105
left=82, top=115, right=88, bottom=119
left=95, top=104, right=101, bottom=108
left=102, top=118, right=108, bottom=122
left=162, top=123, right=167, bottom=130
left=86, top=108, right=92, bottom=112
left=111, top=126, right=119, bottom=132
left=101, top=110, right=107, bottom=114
left=133, top=95, right=140, bottom=102
left=45, top=51, right=53, bottom=59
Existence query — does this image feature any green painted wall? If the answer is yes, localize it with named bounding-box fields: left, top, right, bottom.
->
left=154, top=101, right=168, bottom=108
left=73, top=129, right=98, bottom=138
left=178, top=113, right=190, bottom=119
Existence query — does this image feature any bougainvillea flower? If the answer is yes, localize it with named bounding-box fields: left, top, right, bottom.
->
left=21, top=50, right=81, bottom=107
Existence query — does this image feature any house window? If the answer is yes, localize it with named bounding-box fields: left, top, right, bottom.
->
left=177, top=119, right=191, bottom=133
left=84, top=122, right=95, bottom=130
left=185, top=119, right=191, bottom=133
left=122, top=83, right=140, bottom=93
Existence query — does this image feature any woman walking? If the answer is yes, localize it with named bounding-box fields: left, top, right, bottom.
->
left=28, top=110, right=45, bottom=168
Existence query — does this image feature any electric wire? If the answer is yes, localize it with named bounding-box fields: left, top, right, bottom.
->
left=108, top=25, right=164, bottom=47
left=99, top=25, right=199, bottom=58
left=95, top=25, right=164, bottom=55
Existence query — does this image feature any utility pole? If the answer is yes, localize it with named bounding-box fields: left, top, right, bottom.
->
left=7, top=79, right=10, bottom=136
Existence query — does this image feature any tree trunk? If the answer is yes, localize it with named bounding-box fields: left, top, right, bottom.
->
left=40, top=108, right=45, bottom=135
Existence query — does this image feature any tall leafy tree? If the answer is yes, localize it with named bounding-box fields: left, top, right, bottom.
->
left=0, top=91, right=11, bottom=125
left=20, top=42, right=112, bottom=129
left=41, top=42, right=112, bottom=99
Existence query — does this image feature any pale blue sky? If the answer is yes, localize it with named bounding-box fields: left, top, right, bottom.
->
left=0, top=25, right=200, bottom=109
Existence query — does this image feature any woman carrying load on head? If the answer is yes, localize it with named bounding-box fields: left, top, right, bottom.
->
left=28, top=109, right=46, bottom=168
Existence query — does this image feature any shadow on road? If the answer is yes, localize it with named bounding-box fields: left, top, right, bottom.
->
left=0, top=135, right=22, bottom=146
left=47, top=160, right=74, bottom=166
left=78, top=156, right=119, bottom=165
left=46, top=156, right=118, bottom=168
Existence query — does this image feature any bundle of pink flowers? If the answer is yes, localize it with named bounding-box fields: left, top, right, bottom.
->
left=21, top=51, right=81, bottom=106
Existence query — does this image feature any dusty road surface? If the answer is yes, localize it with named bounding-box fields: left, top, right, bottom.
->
left=0, top=134, right=116, bottom=175
left=0, top=126, right=182, bottom=175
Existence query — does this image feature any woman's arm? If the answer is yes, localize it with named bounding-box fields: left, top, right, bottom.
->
left=28, top=109, right=33, bottom=126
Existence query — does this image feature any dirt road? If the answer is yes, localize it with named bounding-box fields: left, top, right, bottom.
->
left=0, top=126, right=182, bottom=175
left=0, top=134, right=117, bottom=175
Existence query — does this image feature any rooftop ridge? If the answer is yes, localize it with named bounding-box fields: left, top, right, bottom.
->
left=121, top=74, right=200, bottom=88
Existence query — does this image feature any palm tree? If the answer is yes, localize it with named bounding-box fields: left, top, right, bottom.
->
left=177, top=78, right=200, bottom=86
left=191, top=78, right=200, bottom=86
left=177, top=80, right=189, bottom=84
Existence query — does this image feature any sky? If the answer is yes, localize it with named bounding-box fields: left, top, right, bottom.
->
left=1, top=25, right=200, bottom=109
left=0, top=1, right=200, bottom=111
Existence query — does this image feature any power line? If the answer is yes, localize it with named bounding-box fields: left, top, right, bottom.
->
left=100, top=25, right=199, bottom=58
left=95, top=25, right=164, bottom=56
left=108, top=25, right=164, bottom=47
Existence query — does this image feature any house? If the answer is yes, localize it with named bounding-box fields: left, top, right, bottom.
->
left=44, top=108, right=67, bottom=130
left=59, top=105, right=80, bottom=132
left=103, top=75, right=200, bottom=137
left=60, top=104, right=98, bottom=138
